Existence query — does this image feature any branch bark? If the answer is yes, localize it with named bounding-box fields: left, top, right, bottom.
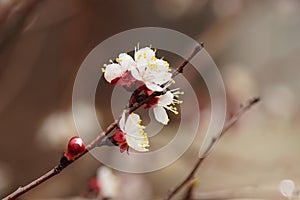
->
left=2, top=44, right=203, bottom=200
left=165, top=97, right=260, bottom=200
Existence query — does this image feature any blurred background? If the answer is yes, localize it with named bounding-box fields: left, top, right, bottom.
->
left=1, top=0, right=300, bottom=199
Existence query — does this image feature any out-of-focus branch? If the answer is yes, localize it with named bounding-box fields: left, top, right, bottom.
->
left=165, top=97, right=260, bottom=200
left=0, top=0, right=44, bottom=53
left=192, top=186, right=283, bottom=200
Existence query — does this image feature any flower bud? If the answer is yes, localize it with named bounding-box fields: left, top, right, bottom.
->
left=64, top=136, right=85, bottom=160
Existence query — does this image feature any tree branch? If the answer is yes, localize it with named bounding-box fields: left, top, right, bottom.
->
left=165, top=97, right=261, bottom=200
left=2, top=45, right=203, bottom=200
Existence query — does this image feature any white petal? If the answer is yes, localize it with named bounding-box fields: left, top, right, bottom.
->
left=136, top=62, right=147, bottom=72
left=131, top=68, right=142, bottom=81
left=151, top=72, right=172, bottom=85
left=280, top=179, right=295, bottom=197
left=118, top=53, right=136, bottom=71
left=145, top=82, right=163, bottom=92
left=153, top=106, right=169, bottom=125
left=125, top=113, right=141, bottom=134
left=104, top=63, right=123, bottom=82
left=124, top=113, right=149, bottom=152
left=134, top=47, right=155, bottom=62
left=126, top=135, right=149, bottom=152
left=119, top=112, right=126, bottom=132
left=97, top=166, right=119, bottom=198
left=156, top=59, right=170, bottom=72
left=158, top=91, right=174, bottom=106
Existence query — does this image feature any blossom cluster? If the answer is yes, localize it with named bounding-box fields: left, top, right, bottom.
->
left=102, top=46, right=183, bottom=153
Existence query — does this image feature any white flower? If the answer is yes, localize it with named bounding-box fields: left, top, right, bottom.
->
left=153, top=90, right=183, bottom=125
left=280, top=179, right=295, bottom=198
left=119, top=112, right=149, bottom=152
left=103, top=53, right=136, bottom=83
left=131, top=47, right=172, bottom=91
left=97, top=166, right=119, bottom=198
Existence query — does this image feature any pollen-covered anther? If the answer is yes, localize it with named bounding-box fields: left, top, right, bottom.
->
left=172, top=99, right=183, bottom=105
left=164, top=61, right=169, bottom=67
left=165, top=105, right=179, bottom=115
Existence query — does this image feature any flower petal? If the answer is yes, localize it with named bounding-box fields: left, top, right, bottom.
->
left=126, top=134, right=149, bottom=152
left=131, top=68, right=143, bottom=81
left=97, top=166, right=119, bottom=198
left=150, top=72, right=172, bottom=85
left=145, top=82, right=163, bottom=92
left=125, top=113, right=141, bottom=134
left=158, top=91, right=174, bottom=106
left=119, top=112, right=126, bottom=132
left=118, top=53, right=136, bottom=71
left=134, top=47, right=155, bottom=62
left=153, top=106, right=169, bottom=125
left=280, top=179, right=295, bottom=197
left=124, top=113, right=149, bottom=152
left=104, top=63, right=123, bottom=83
left=155, top=59, right=170, bottom=72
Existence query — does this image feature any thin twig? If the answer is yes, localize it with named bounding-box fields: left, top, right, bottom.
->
left=192, top=186, right=281, bottom=200
left=0, top=0, right=45, bottom=53
left=173, top=42, right=204, bottom=76
left=165, top=97, right=261, bottom=200
left=2, top=45, right=203, bottom=200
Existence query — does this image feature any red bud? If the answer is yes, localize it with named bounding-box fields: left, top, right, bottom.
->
left=64, top=136, right=85, bottom=160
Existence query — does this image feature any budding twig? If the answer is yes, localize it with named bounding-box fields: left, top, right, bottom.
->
left=173, top=42, right=204, bottom=76
left=164, top=97, right=260, bottom=200
left=2, top=44, right=203, bottom=200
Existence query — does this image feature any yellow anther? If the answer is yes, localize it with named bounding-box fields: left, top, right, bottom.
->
left=101, top=68, right=106, bottom=72
left=164, top=61, right=169, bottom=67
left=116, top=58, right=121, bottom=63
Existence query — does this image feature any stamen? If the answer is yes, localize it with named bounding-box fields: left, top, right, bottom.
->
left=164, top=105, right=179, bottom=115
left=170, top=88, right=180, bottom=92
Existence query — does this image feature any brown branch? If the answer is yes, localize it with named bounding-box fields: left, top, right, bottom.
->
left=164, top=97, right=261, bottom=200
left=0, top=0, right=45, bottom=53
left=2, top=45, right=203, bottom=200
left=192, top=186, right=281, bottom=200
left=173, top=42, right=204, bottom=76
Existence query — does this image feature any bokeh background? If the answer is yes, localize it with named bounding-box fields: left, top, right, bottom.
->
left=0, top=0, right=300, bottom=199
